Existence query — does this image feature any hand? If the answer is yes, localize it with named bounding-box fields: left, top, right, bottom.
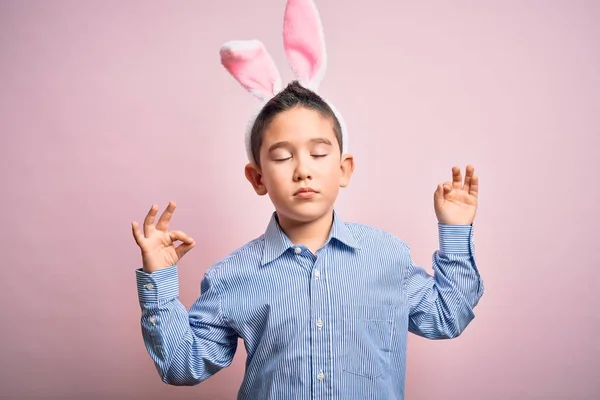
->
left=132, top=201, right=196, bottom=273
left=434, top=165, right=479, bottom=225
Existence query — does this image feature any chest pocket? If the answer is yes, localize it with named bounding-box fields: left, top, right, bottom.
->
left=341, top=304, right=395, bottom=379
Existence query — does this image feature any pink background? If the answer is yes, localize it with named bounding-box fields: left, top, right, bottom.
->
left=2, top=0, right=599, bottom=398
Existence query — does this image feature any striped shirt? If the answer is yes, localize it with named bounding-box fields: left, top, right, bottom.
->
left=136, top=210, right=484, bottom=399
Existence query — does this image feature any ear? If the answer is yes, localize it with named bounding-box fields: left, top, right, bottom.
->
left=244, top=162, right=268, bottom=195
left=220, top=40, right=282, bottom=102
left=339, top=153, right=354, bottom=188
left=283, top=0, right=327, bottom=91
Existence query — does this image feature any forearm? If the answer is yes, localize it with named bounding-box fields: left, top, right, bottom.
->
left=139, top=294, right=195, bottom=383
left=137, top=266, right=237, bottom=385
left=407, top=224, right=484, bottom=339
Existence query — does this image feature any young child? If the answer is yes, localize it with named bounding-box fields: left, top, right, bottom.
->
left=132, top=1, right=483, bottom=399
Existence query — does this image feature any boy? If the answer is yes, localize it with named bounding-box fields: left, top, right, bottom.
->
left=132, top=81, right=484, bottom=399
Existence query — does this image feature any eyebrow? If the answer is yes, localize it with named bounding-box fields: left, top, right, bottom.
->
left=268, top=138, right=333, bottom=153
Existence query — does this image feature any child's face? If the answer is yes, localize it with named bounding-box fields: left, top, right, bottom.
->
left=245, top=106, right=354, bottom=224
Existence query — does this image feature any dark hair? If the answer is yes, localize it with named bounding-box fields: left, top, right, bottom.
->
left=249, top=81, right=343, bottom=166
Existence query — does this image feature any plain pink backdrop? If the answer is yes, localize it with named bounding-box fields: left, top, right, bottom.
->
left=1, top=0, right=599, bottom=399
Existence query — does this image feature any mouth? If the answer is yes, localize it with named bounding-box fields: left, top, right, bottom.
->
left=294, top=187, right=318, bottom=195
left=294, top=187, right=318, bottom=198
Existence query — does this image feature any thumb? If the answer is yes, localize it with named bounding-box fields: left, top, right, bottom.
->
left=169, top=230, right=195, bottom=244
left=175, top=241, right=196, bottom=259
left=441, top=181, right=454, bottom=198
left=434, top=184, right=445, bottom=208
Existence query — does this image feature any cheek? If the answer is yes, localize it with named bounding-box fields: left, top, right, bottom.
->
left=262, top=167, right=288, bottom=188
left=323, top=160, right=342, bottom=176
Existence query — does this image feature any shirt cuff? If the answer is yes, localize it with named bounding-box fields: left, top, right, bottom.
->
left=135, top=265, right=180, bottom=303
left=438, top=224, right=473, bottom=254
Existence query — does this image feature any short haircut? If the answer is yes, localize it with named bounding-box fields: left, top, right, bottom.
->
left=249, top=81, right=343, bottom=166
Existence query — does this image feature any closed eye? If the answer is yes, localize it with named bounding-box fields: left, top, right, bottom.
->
left=272, top=154, right=327, bottom=162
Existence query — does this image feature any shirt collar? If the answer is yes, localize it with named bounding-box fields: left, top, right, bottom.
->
left=261, top=209, right=360, bottom=266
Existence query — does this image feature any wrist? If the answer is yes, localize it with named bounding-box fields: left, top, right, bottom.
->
left=438, top=224, right=473, bottom=254
left=136, top=265, right=180, bottom=302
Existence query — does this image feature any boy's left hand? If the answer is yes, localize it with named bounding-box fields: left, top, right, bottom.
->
left=434, top=165, right=479, bottom=225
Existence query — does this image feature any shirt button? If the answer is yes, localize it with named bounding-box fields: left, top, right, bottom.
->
left=294, top=247, right=302, bottom=254
left=314, top=270, right=320, bottom=278
left=316, top=319, right=323, bottom=329
left=144, top=283, right=154, bottom=291
left=317, top=371, right=325, bottom=381
left=149, top=316, right=157, bottom=325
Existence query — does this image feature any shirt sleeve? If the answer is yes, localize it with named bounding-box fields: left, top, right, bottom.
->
left=136, top=265, right=239, bottom=385
left=404, top=224, right=484, bottom=339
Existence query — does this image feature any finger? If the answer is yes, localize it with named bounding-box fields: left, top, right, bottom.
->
left=451, top=166, right=462, bottom=189
left=143, top=204, right=158, bottom=237
left=156, top=201, right=176, bottom=231
left=443, top=181, right=453, bottom=193
left=168, top=230, right=195, bottom=245
left=463, top=165, right=475, bottom=192
left=175, top=241, right=196, bottom=260
left=442, top=181, right=454, bottom=200
left=469, top=175, right=479, bottom=198
left=434, top=183, right=445, bottom=208
left=131, top=221, right=144, bottom=246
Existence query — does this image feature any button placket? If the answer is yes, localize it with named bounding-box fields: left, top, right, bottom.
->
left=309, top=253, right=330, bottom=395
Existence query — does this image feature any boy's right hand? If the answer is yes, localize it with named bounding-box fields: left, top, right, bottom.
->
left=132, top=201, right=196, bottom=274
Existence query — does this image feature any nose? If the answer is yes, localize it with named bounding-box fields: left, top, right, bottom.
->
left=293, top=155, right=313, bottom=182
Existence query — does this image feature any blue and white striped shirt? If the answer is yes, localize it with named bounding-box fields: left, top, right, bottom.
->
left=136, top=210, right=484, bottom=399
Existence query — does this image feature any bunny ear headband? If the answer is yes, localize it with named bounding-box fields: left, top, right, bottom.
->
left=219, top=0, right=348, bottom=164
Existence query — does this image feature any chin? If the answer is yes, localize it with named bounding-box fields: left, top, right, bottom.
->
left=277, top=203, right=333, bottom=223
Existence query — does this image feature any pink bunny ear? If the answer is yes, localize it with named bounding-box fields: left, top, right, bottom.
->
left=220, top=40, right=282, bottom=102
left=283, top=0, right=327, bottom=91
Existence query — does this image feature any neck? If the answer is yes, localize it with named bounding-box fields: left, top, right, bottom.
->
left=276, top=209, right=334, bottom=253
